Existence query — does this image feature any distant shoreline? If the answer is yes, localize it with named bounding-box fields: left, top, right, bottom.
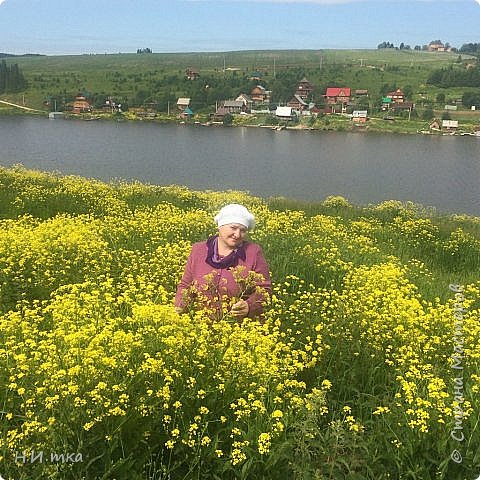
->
left=0, top=107, right=479, bottom=137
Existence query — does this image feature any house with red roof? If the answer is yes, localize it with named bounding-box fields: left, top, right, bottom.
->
left=325, top=87, right=351, bottom=105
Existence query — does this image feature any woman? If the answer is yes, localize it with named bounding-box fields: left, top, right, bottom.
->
left=174, top=204, right=271, bottom=319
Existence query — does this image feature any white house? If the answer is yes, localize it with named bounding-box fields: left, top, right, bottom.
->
left=442, top=119, right=458, bottom=131
left=177, top=98, right=191, bottom=111
left=352, top=110, right=368, bottom=123
left=275, top=106, right=293, bottom=120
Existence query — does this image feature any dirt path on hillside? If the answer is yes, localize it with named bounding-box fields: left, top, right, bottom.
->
left=0, top=100, right=44, bottom=112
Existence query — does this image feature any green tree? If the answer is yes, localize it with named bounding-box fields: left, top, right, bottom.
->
left=436, top=93, right=445, bottom=104
left=0, top=60, right=26, bottom=93
left=462, top=91, right=480, bottom=108
left=403, top=85, right=413, bottom=100
left=222, top=113, right=233, bottom=126
left=422, top=108, right=434, bottom=120
left=134, top=89, right=150, bottom=106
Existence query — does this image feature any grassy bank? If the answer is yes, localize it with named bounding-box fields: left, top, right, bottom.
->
left=0, top=166, right=479, bottom=479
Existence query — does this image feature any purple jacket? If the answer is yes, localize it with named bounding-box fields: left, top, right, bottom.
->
left=175, top=240, right=271, bottom=318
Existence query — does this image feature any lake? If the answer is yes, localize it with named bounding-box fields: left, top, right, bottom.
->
left=1, top=116, right=479, bottom=216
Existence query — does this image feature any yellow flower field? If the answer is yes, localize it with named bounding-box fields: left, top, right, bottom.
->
left=0, top=166, right=479, bottom=479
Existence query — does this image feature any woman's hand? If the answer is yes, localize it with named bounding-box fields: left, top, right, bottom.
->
left=230, top=299, right=249, bottom=318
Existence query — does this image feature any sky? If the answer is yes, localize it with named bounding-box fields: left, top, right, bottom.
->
left=0, top=0, right=479, bottom=55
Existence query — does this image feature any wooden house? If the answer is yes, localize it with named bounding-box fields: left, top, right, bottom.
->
left=355, top=89, right=369, bottom=97
left=287, top=94, right=308, bottom=112
left=295, top=78, right=314, bottom=99
left=442, top=119, right=458, bottom=132
left=177, top=98, right=191, bottom=111
left=309, top=105, right=323, bottom=116
left=250, top=85, right=271, bottom=104
left=391, top=101, right=415, bottom=112
left=249, top=71, right=263, bottom=81
left=180, top=107, right=194, bottom=119
left=325, top=87, right=351, bottom=105
left=235, top=93, right=253, bottom=112
left=185, top=67, right=200, bottom=80
left=385, top=88, right=405, bottom=103
left=222, top=100, right=245, bottom=114
left=72, top=95, right=92, bottom=113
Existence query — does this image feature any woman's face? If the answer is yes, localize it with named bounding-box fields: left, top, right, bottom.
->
left=218, top=223, right=247, bottom=249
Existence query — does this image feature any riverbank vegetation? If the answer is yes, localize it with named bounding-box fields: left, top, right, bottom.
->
left=0, top=166, right=479, bottom=479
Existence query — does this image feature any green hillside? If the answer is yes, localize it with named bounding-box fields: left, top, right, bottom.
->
left=1, top=49, right=475, bottom=112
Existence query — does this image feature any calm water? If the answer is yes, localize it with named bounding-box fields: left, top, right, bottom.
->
left=1, top=116, right=479, bottom=216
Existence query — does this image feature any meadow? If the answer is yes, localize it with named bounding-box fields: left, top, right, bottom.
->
left=0, top=165, right=479, bottom=479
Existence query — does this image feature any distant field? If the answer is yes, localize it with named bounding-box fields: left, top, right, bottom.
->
left=11, top=49, right=465, bottom=70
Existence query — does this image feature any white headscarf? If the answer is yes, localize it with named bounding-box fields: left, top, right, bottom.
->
left=214, top=204, right=255, bottom=230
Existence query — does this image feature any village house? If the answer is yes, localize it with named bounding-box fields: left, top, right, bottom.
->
left=429, top=119, right=441, bottom=131
left=275, top=106, right=294, bottom=121
left=427, top=41, right=452, bottom=53
left=392, top=101, right=415, bottom=113
left=324, top=87, right=351, bottom=113
left=385, top=88, right=405, bottom=103
left=221, top=100, right=245, bottom=114
left=287, top=94, right=308, bottom=113
left=325, top=87, right=351, bottom=106
left=100, top=97, right=122, bottom=114
left=211, top=100, right=245, bottom=121
left=352, top=110, right=368, bottom=123
left=211, top=106, right=228, bottom=121
left=177, top=97, right=191, bottom=111
left=442, top=119, right=458, bottom=133
left=185, top=67, right=200, bottom=80
left=295, top=78, right=314, bottom=100
left=355, top=89, right=369, bottom=97
left=179, top=107, right=194, bottom=119
left=249, top=71, right=263, bottom=81
left=71, top=95, right=92, bottom=114
left=381, top=97, right=392, bottom=110
left=235, top=93, right=253, bottom=112
left=250, top=85, right=271, bottom=104
left=309, top=105, right=323, bottom=116
left=134, top=101, right=158, bottom=118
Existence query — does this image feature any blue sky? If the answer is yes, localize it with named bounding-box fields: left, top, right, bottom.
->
left=0, top=0, right=479, bottom=55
